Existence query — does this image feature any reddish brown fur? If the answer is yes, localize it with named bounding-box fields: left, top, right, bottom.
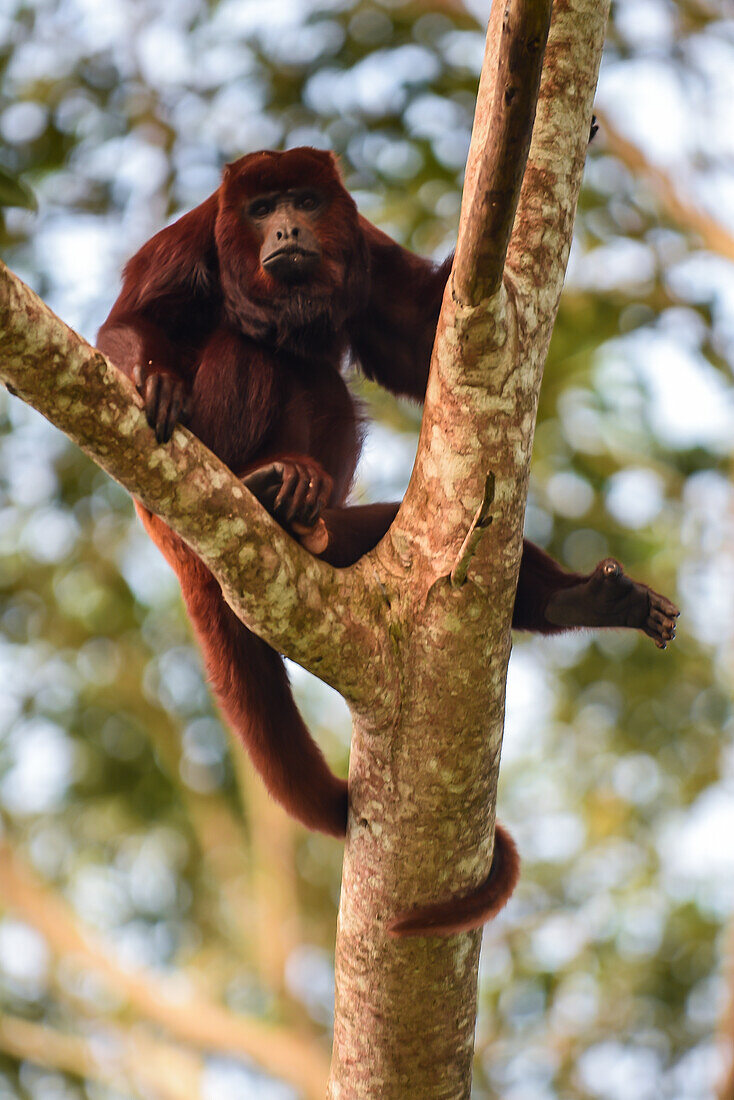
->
left=98, top=147, right=677, bottom=936
left=387, top=824, right=520, bottom=936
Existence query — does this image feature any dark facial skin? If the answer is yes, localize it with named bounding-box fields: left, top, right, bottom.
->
left=247, top=188, right=325, bottom=283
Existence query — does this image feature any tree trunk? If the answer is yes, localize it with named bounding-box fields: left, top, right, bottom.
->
left=328, top=0, right=609, bottom=1094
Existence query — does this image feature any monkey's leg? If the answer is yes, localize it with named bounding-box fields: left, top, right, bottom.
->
left=514, top=540, right=679, bottom=648
left=317, top=503, right=400, bottom=567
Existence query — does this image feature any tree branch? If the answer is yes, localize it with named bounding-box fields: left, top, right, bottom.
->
left=0, top=838, right=329, bottom=1100
left=0, top=262, right=386, bottom=705
left=596, top=106, right=734, bottom=263
left=454, top=0, right=552, bottom=304
left=329, top=1, right=610, bottom=1093
left=508, top=0, right=608, bottom=302
left=0, top=1015, right=203, bottom=1100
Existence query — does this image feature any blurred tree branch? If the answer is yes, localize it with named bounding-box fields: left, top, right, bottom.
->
left=106, top=646, right=306, bottom=1000
left=0, top=838, right=329, bottom=1099
left=595, top=107, right=734, bottom=263
left=0, top=1014, right=203, bottom=1100
left=232, top=747, right=305, bottom=998
left=99, top=647, right=258, bottom=954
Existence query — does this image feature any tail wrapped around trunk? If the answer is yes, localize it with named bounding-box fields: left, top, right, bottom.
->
left=386, top=823, right=520, bottom=937
left=137, top=504, right=519, bottom=931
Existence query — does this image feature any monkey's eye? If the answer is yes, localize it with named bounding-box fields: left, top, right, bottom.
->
left=296, top=192, right=320, bottom=212
left=248, top=198, right=273, bottom=219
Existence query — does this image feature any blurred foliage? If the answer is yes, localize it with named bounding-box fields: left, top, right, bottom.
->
left=0, top=166, right=35, bottom=210
left=0, top=0, right=733, bottom=1098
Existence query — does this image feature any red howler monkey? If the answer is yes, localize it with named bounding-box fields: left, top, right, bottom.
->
left=97, top=147, right=679, bottom=937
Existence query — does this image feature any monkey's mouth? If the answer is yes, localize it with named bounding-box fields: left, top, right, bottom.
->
left=262, top=245, right=320, bottom=282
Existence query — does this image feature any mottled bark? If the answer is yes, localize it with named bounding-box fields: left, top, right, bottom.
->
left=454, top=0, right=552, bottom=302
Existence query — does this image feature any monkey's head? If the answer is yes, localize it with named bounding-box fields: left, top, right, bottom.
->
left=215, top=148, right=369, bottom=349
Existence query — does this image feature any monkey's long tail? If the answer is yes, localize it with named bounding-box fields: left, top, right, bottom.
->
left=386, top=823, right=520, bottom=937
left=181, top=567, right=349, bottom=837
left=136, top=504, right=348, bottom=836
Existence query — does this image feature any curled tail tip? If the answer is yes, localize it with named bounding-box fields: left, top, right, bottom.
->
left=386, top=823, right=520, bottom=939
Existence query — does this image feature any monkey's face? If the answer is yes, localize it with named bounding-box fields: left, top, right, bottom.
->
left=215, top=148, right=369, bottom=340
left=246, top=188, right=326, bottom=285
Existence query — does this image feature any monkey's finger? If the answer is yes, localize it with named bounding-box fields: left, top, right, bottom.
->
left=273, top=464, right=299, bottom=516
left=241, top=463, right=283, bottom=508
left=301, top=468, right=332, bottom=525
left=287, top=483, right=310, bottom=523
left=154, top=375, right=177, bottom=443
left=286, top=466, right=315, bottom=523
left=144, top=373, right=163, bottom=433
left=133, top=362, right=144, bottom=391
left=156, top=375, right=174, bottom=442
left=163, top=401, right=179, bottom=443
left=649, top=621, right=676, bottom=642
left=651, top=593, right=680, bottom=618
left=302, top=473, right=322, bottom=517
left=643, top=620, right=675, bottom=646
left=163, top=381, right=186, bottom=443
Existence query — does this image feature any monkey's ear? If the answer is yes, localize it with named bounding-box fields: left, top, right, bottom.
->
left=223, top=152, right=259, bottom=180
left=301, top=147, right=340, bottom=173
left=316, top=148, right=343, bottom=181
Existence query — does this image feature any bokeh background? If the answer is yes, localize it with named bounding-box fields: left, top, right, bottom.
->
left=1, top=0, right=733, bottom=1097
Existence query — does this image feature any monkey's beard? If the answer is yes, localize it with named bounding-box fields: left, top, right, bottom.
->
left=222, top=274, right=349, bottom=360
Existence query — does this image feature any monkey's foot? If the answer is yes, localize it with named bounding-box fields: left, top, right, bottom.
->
left=241, top=459, right=333, bottom=551
left=545, top=559, right=680, bottom=648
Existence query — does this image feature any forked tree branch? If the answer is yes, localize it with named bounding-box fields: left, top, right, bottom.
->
left=328, top=0, right=609, bottom=1094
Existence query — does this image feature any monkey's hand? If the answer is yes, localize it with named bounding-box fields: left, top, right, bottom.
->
left=133, top=362, right=189, bottom=444
left=241, top=459, right=334, bottom=554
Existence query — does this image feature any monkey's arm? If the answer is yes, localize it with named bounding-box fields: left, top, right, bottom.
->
left=97, top=193, right=219, bottom=442
left=348, top=216, right=452, bottom=402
